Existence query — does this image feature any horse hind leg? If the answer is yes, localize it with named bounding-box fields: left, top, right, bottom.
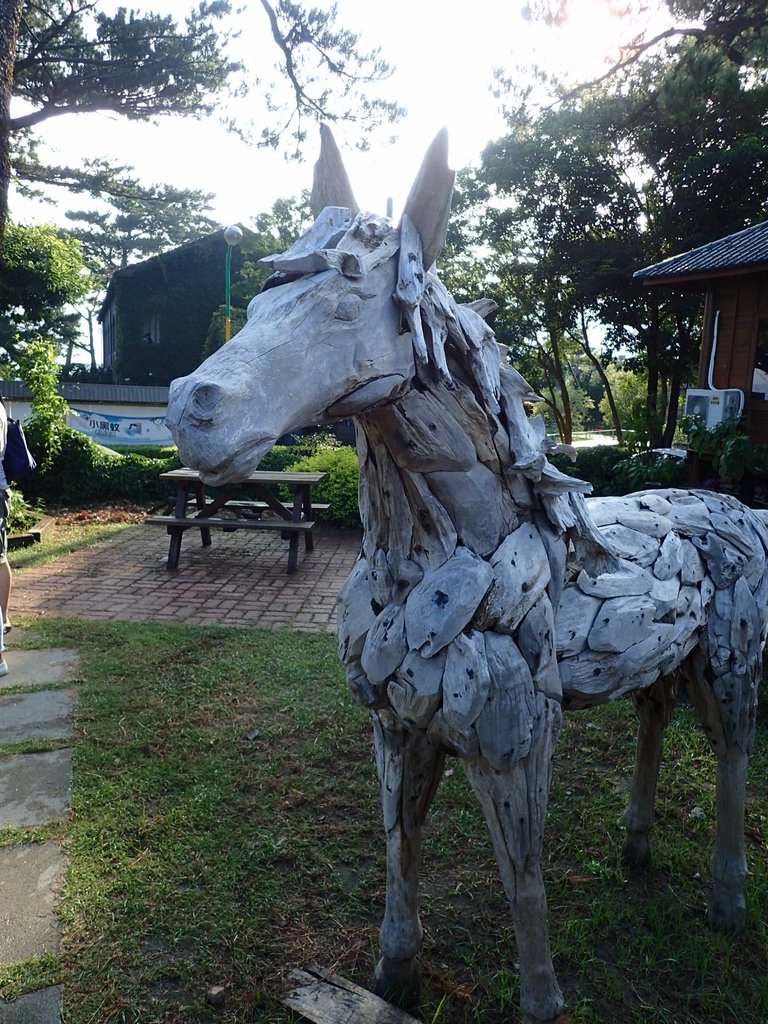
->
left=622, top=674, right=677, bottom=869
left=683, top=645, right=756, bottom=934
left=370, top=710, right=446, bottom=1005
left=464, top=698, right=564, bottom=1024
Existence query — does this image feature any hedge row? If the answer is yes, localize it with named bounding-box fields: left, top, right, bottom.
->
left=15, top=420, right=684, bottom=529
left=15, top=424, right=362, bottom=526
left=19, top=422, right=181, bottom=506
left=550, top=444, right=687, bottom=496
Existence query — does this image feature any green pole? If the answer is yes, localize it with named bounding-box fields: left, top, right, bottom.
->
left=223, top=225, right=243, bottom=344
left=225, top=245, right=232, bottom=343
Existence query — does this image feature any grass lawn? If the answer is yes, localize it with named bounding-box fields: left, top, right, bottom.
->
left=0, top=616, right=766, bottom=1023
left=10, top=519, right=137, bottom=573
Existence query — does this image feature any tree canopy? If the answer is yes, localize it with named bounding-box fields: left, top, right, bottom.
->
left=458, top=0, right=768, bottom=445
left=0, top=220, right=88, bottom=363
left=0, top=0, right=404, bottom=246
left=12, top=0, right=236, bottom=131
left=63, top=176, right=219, bottom=277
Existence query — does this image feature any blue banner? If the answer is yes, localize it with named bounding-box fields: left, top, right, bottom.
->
left=68, top=407, right=173, bottom=446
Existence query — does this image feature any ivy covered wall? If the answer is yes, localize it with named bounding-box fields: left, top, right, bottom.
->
left=107, top=229, right=270, bottom=386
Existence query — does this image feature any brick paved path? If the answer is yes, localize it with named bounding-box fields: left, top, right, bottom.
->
left=14, top=524, right=362, bottom=632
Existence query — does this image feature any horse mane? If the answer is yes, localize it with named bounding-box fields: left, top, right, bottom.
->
left=261, top=208, right=619, bottom=566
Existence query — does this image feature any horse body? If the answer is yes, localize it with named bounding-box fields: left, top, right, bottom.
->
left=166, top=130, right=766, bottom=1023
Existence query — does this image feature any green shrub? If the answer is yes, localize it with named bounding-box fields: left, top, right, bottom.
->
left=612, top=446, right=688, bottom=493
left=259, top=430, right=343, bottom=470
left=15, top=417, right=355, bottom=512
left=683, top=416, right=768, bottom=482
left=106, top=445, right=178, bottom=459
left=15, top=337, right=69, bottom=469
left=8, top=490, right=44, bottom=534
left=19, top=421, right=181, bottom=505
left=284, top=446, right=361, bottom=528
left=549, top=444, right=687, bottom=496
left=258, top=445, right=304, bottom=475
left=549, top=445, right=627, bottom=496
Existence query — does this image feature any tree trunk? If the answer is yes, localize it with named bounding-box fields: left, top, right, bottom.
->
left=86, top=308, right=97, bottom=370
left=0, top=0, right=23, bottom=249
left=574, top=325, right=623, bottom=444
left=64, top=337, right=75, bottom=371
left=546, top=327, right=573, bottom=444
left=661, top=370, right=683, bottom=448
left=645, top=306, right=663, bottom=448
left=661, top=314, right=695, bottom=447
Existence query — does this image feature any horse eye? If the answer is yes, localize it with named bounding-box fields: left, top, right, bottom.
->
left=334, top=294, right=362, bottom=322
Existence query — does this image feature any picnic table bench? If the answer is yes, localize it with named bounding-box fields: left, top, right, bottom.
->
left=146, top=467, right=327, bottom=574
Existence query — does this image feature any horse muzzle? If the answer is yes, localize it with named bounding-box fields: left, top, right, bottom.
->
left=166, top=373, right=279, bottom=483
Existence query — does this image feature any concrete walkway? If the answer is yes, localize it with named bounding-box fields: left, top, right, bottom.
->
left=0, top=642, right=79, bottom=1024
left=2, top=522, right=361, bottom=1020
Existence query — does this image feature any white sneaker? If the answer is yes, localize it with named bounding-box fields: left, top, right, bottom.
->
left=0, top=659, right=8, bottom=676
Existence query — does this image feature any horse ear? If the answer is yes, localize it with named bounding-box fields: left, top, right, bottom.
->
left=310, top=124, right=359, bottom=219
left=399, top=128, right=455, bottom=270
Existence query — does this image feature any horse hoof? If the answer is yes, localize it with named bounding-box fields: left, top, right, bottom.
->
left=372, top=957, right=421, bottom=1008
left=708, top=890, right=746, bottom=933
left=520, top=968, right=565, bottom=1024
left=622, top=834, right=651, bottom=871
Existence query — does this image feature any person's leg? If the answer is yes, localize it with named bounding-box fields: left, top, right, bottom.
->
left=0, top=557, right=11, bottom=629
left=0, top=489, right=11, bottom=672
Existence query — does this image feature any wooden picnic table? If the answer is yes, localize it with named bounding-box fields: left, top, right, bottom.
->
left=146, top=467, right=328, bottom=574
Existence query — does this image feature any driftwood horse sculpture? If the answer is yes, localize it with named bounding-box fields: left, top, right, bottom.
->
left=166, top=128, right=767, bottom=1023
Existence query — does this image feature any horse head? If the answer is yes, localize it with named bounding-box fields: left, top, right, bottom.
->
left=166, top=127, right=455, bottom=484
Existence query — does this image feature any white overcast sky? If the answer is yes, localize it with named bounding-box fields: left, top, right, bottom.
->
left=10, top=0, right=649, bottom=228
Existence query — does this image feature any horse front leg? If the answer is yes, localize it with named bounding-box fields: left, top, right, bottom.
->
left=371, top=710, right=446, bottom=1005
left=622, top=675, right=677, bottom=869
left=464, top=698, right=564, bottom=1024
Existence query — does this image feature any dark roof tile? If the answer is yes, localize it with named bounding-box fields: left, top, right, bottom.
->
left=0, top=381, right=170, bottom=404
left=634, top=220, right=768, bottom=281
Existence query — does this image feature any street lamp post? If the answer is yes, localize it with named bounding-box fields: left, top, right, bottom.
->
left=223, top=224, right=244, bottom=343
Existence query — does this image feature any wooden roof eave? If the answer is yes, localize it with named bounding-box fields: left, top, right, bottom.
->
left=639, top=262, right=768, bottom=288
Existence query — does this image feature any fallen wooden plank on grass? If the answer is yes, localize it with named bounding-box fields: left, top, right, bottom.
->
left=282, top=966, right=421, bottom=1024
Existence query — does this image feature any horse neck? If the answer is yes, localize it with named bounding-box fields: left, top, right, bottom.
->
left=355, top=370, right=540, bottom=574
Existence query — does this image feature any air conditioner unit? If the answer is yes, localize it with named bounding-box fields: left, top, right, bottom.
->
left=684, top=388, right=743, bottom=429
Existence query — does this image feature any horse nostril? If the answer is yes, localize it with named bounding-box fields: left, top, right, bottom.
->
left=191, top=383, right=222, bottom=422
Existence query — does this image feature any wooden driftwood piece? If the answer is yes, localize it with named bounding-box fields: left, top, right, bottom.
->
left=555, top=587, right=602, bottom=657
left=338, top=559, right=376, bottom=662
left=396, top=214, right=428, bottom=366
left=309, top=123, right=358, bottom=216
left=399, top=127, right=455, bottom=271
left=653, top=530, right=684, bottom=580
left=481, top=523, right=551, bottom=634
left=427, top=462, right=518, bottom=558
left=388, top=649, right=446, bottom=729
left=441, top=630, right=491, bottom=738
left=404, top=546, right=494, bottom=656
left=474, top=631, right=539, bottom=769
left=374, top=390, right=478, bottom=473
left=362, top=604, right=408, bottom=685
left=587, top=594, right=657, bottom=652
left=283, top=966, right=420, bottom=1024
left=575, top=567, right=653, bottom=598
left=261, top=206, right=354, bottom=273
left=517, top=595, right=561, bottom=699
left=166, top=126, right=768, bottom=1024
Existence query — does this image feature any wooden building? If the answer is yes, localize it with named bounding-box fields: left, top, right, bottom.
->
left=634, top=220, right=768, bottom=444
left=98, top=226, right=261, bottom=387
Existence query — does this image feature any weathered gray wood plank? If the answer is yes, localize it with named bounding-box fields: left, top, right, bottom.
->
left=283, top=966, right=420, bottom=1024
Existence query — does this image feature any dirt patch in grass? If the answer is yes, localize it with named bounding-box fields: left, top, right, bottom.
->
left=48, top=501, right=153, bottom=526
